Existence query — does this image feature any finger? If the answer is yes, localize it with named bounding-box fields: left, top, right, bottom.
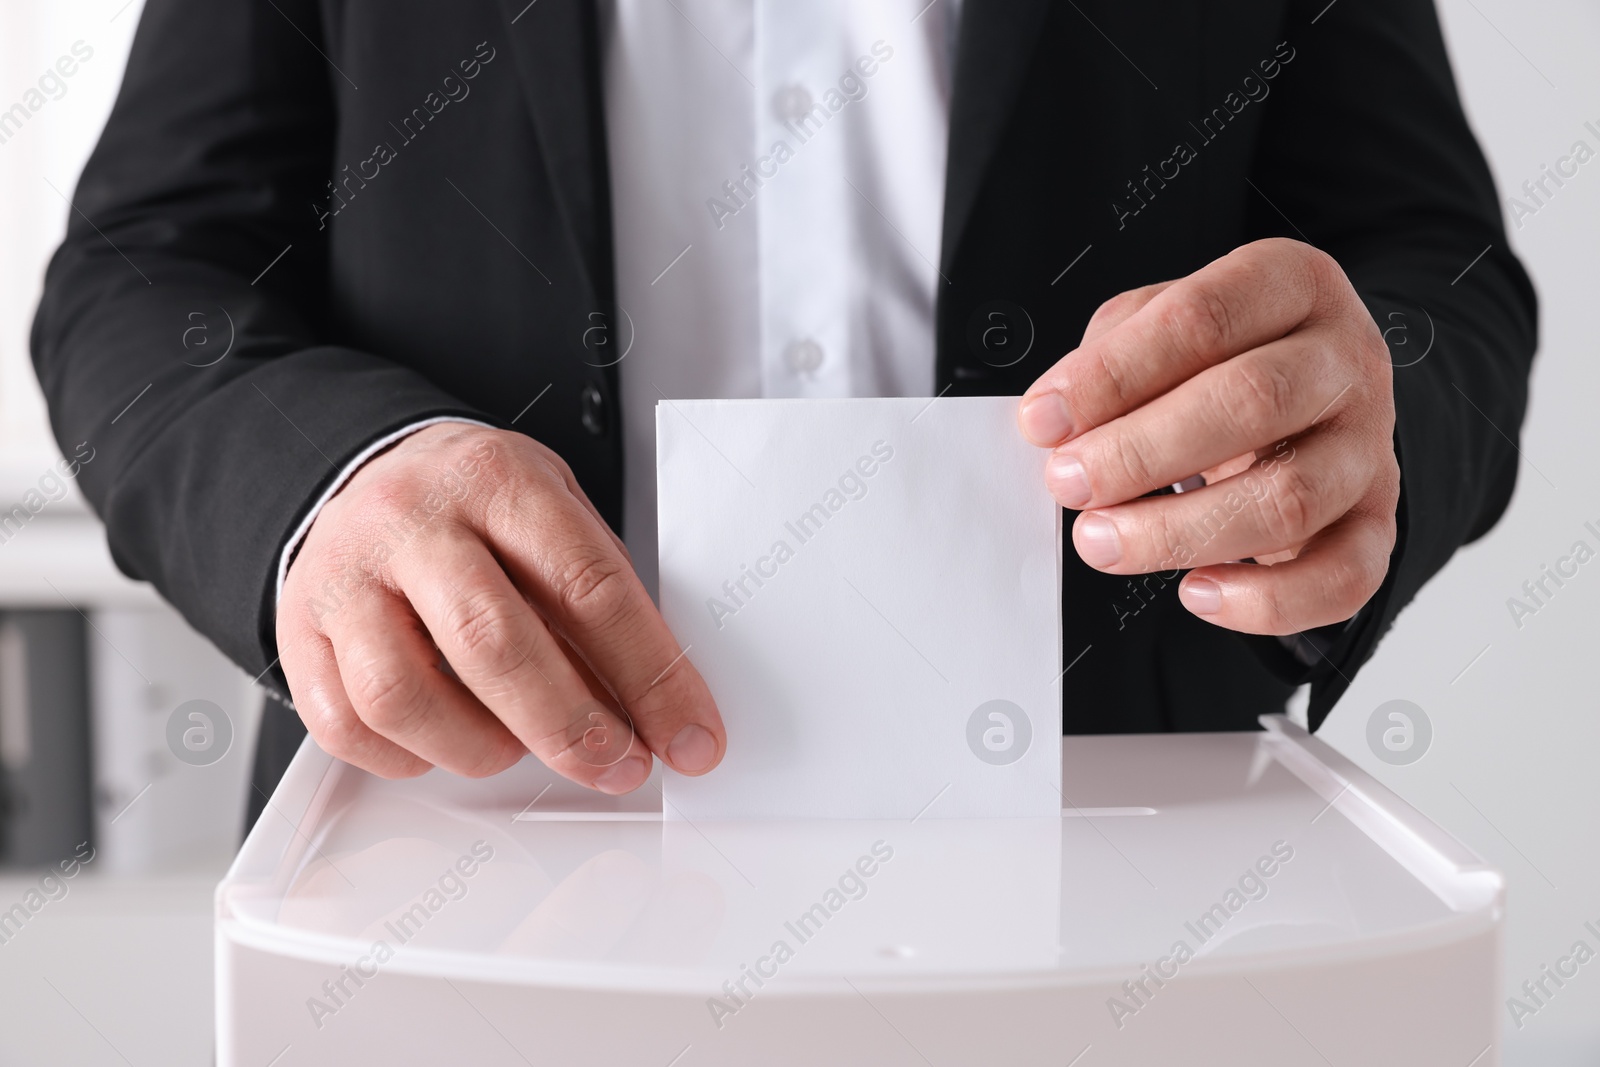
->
left=325, top=586, right=526, bottom=779
left=483, top=482, right=725, bottom=778
left=1045, top=333, right=1350, bottom=509
left=547, top=452, right=632, bottom=564
left=1071, top=429, right=1364, bottom=573
left=547, top=623, right=657, bottom=775
left=277, top=622, right=430, bottom=778
left=391, top=529, right=655, bottom=794
left=1176, top=507, right=1395, bottom=634
left=1018, top=284, right=1170, bottom=444
left=1078, top=280, right=1174, bottom=347
left=1019, top=239, right=1337, bottom=446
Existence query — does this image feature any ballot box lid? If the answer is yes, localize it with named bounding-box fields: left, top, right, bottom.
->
left=217, top=717, right=1502, bottom=994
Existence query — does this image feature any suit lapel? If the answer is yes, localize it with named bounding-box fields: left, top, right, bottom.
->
left=493, top=0, right=1051, bottom=299
left=494, top=0, right=612, bottom=299
left=941, top=0, right=1053, bottom=276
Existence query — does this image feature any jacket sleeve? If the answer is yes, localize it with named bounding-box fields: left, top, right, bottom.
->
left=30, top=0, right=500, bottom=691
left=1244, top=0, right=1538, bottom=729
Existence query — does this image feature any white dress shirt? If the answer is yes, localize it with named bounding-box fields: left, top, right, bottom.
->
left=604, top=0, right=958, bottom=595
left=279, top=1, right=959, bottom=601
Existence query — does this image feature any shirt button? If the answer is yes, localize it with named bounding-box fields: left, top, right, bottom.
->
left=785, top=338, right=824, bottom=375
left=580, top=383, right=607, bottom=436
left=773, top=84, right=814, bottom=123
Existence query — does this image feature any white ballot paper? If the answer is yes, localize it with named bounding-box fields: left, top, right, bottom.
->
left=656, top=396, right=1062, bottom=819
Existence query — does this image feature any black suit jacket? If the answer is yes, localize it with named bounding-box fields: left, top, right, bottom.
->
left=32, top=0, right=1535, bottom=736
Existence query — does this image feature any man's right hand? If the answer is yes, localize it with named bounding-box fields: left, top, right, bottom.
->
left=275, top=422, right=724, bottom=793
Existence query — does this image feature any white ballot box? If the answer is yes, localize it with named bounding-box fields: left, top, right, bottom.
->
left=216, top=717, right=1503, bottom=1066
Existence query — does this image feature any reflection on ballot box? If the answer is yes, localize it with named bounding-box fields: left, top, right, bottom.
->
left=216, top=718, right=1503, bottom=1066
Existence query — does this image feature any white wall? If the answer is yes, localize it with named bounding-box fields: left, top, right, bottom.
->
left=0, top=1, right=140, bottom=489
left=1319, top=2, right=1600, bottom=1063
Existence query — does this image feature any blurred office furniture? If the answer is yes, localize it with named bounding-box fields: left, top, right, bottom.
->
left=0, top=490, right=260, bottom=874
left=0, top=609, right=91, bottom=866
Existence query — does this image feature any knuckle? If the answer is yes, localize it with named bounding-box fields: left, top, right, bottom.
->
left=1370, top=506, right=1399, bottom=559
left=1259, top=462, right=1320, bottom=544
left=1327, top=547, right=1385, bottom=613
left=461, top=740, right=523, bottom=779
left=1299, top=243, right=1345, bottom=300
left=535, top=448, right=576, bottom=485
left=624, top=661, right=698, bottom=723
left=480, top=452, right=564, bottom=532
left=360, top=473, right=430, bottom=527
left=280, top=579, right=325, bottom=634
left=1256, top=591, right=1301, bottom=636
left=1099, top=426, right=1158, bottom=496
left=644, top=650, right=691, bottom=697
left=1336, top=313, right=1393, bottom=395
left=553, top=551, right=633, bottom=623
left=347, top=659, right=429, bottom=734
left=275, top=618, right=318, bottom=670
left=1221, top=359, right=1298, bottom=434
left=1164, top=284, right=1234, bottom=354
left=532, top=697, right=635, bottom=769
left=1356, top=498, right=1399, bottom=567
left=478, top=480, right=520, bottom=538
left=1088, top=346, right=1136, bottom=409
left=1376, top=452, right=1401, bottom=509
left=306, top=703, right=365, bottom=762
left=1246, top=587, right=1292, bottom=636
left=1090, top=290, right=1140, bottom=331
left=1152, top=509, right=1198, bottom=568
left=446, top=591, right=527, bottom=679
left=347, top=481, right=447, bottom=566
left=363, top=469, right=415, bottom=509
left=1359, top=542, right=1392, bottom=597
left=374, top=429, right=510, bottom=526
left=467, top=448, right=516, bottom=503
left=526, top=708, right=587, bottom=763
left=295, top=524, right=391, bottom=600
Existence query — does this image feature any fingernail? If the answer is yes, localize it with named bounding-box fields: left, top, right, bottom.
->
left=1020, top=393, right=1074, bottom=445
left=594, top=755, right=649, bottom=795
left=666, top=723, right=718, bottom=773
left=1047, top=453, right=1092, bottom=509
left=1183, top=577, right=1223, bottom=615
left=1075, top=514, right=1121, bottom=568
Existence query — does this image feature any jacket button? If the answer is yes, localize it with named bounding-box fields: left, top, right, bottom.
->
left=580, top=383, right=607, bottom=436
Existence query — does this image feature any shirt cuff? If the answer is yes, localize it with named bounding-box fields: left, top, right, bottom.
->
left=273, top=416, right=496, bottom=605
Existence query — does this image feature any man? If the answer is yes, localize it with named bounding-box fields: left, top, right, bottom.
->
left=32, top=0, right=1535, bottom=811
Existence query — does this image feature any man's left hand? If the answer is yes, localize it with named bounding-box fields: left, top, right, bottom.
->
left=1017, top=237, right=1399, bottom=635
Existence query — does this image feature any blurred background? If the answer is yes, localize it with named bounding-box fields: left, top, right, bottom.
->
left=0, top=1, right=1595, bottom=1063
